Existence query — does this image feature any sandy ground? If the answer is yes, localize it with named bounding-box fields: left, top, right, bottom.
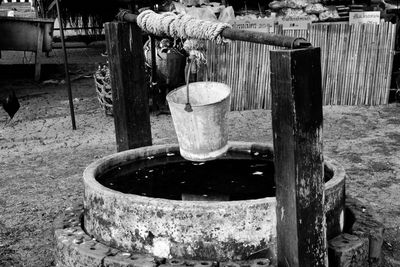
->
left=0, top=74, right=400, bottom=266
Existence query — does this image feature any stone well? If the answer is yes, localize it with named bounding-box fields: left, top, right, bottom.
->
left=81, top=142, right=345, bottom=262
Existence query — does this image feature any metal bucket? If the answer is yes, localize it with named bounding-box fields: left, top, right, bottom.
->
left=166, top=82, right=231, bottom=161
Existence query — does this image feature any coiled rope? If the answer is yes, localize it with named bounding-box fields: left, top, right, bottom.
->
left=136, top=10, right=231, bottom=42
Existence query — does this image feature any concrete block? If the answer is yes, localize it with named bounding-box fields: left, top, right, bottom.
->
left=346, top=196, right=385, bottom=265
left=328, top=233, right=369, bottom=267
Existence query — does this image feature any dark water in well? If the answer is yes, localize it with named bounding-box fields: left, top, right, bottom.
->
left=96, top=151, right=331, bottom=201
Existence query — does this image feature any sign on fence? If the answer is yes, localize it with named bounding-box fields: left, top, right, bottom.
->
left=349, top=11, right=380, bottom=25
left=278, top=17, right=312, bottom=30
left=229, top=18, right=275, bottom=33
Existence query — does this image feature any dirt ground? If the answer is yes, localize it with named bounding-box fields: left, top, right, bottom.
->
left=0, top=71, right=400, bottom=266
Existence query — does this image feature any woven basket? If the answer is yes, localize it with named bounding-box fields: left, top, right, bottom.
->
left=94, top=65, right=113, bottom=116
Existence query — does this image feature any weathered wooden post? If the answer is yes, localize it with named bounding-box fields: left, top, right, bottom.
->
left=34, top=21, right=43, bottom=82
left=271, top=47, right=327, bottom=266
left=105, top=22, right=152, bottom=151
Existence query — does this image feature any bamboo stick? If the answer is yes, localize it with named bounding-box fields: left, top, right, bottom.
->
left=223, top=40, right=231, bottom=108
left=235, top=41, right=244, bottom=110
left=322, top=24, right=328, bottom=104
left=376, top=23, right=383, bottom=105
left=364, top=24, right=373, bottom=105
left=330, top=23, right=338, bottom=105
left=261, top=44, right=266, bottom=110
left=359, top=23, right=370, bottom=105
left=381, top=21, right=390, bottom=104
left=349, top=23, right=357, bottom=105
left=263, top=45, right=268, bottom=109
left=347, top=23, right=357, bottom=105
left=368, top=24, right=377, bottom=105
left=332, top=23, right=339, bottom=105
left=236, top=41, right=244, bottom=110
left=253, top=43, right=259, bottom=109
left=352, top=23, right=362, bottom=105
left=377, top=21, right=389, bottom=105
left=263, top=44, right=270, bottom=109
left=362, top=24, right=372, bottom=105
left=224, top=41, right=230, bottom=84
left=317, top=24, right=327, bottom=104
left=342, top=23, right=350, bottom=104
left=322, top=24, right=330, bottom=105
left=354, top=24, right=365, bottom=105
left=249, top=42, right=257, bottom=109
left=383, top=21, right=392, bottom=104
left=238, top=40, right=245, bottom=110
left=327, top=23, right=337, bottom=105
left=225, top=41, right=233, bottom=99
left=371, top=24, right=379, bottom=105
left=256, top=43, right=261, bottom=110
left=368, top=24, right=379, bottom=105
left=242, top=41, right=251, bottom=110
left=336, top=23, right=345, bottom=104
left=388, top=23, right=396, bottom=103
left=335, top=23, right=346, bottom=105
left=372, top=21, right=384, bottom=105
left=267, top=44, right=273, bottom=109
left=247, top=41, right=255, bottom=109
left=233, top=41, right=239, bottom=110
left=345, top=23, right=352, bottom=105
left=246, top=42, right=253, bottom=109
left=254, top=43, right=262, bottom=109
left=384, top=22, right=396, bottom=104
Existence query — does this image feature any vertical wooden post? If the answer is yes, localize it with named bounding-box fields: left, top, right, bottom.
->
left=34, top=22, right=44, bottom=82
left=270, top=47, right=327, bottom=267
left=105, top=22, right=152, bottom=152
left=56, top=0, right=77, bottom=130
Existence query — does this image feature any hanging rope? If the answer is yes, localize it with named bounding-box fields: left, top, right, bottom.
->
left=136, top=10, right=231, bottom=43
left=185, top=58, right=195, bottom=112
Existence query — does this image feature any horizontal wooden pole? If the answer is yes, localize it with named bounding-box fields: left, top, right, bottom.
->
left=117, top=11, right=311, bottom=49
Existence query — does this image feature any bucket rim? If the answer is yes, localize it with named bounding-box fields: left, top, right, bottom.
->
left=166, top=81, right=231, bottom=108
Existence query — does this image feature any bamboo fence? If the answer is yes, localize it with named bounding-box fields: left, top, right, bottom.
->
left=205, top=20, right=396, bottom=110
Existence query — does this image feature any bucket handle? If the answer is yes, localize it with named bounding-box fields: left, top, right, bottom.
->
left=184, top=57, right=194, bottom=112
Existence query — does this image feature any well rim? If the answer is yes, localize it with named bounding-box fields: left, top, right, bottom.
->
left=83, top=141, right=345, bottom=208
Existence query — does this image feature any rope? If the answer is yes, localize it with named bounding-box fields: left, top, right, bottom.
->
left=184, top=58, right=195, bottom=112
left=137, top=10, right=231, bottom=42
left=183, top=39, right=206, bottom=52
left=116, top=9, right=130, bottom=21
left=183, top=39, right=207, bottom=69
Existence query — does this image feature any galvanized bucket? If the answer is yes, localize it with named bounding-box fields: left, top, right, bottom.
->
left=166, top=81, right=231, bottom=161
